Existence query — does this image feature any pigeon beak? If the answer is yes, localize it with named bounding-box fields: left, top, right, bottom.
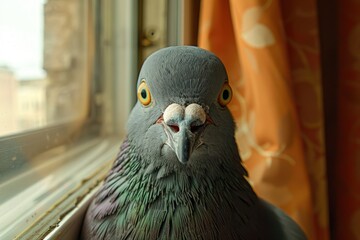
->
left=174, top=123, right=193, bottom=164
left=159, top=103, right=212, bottom=164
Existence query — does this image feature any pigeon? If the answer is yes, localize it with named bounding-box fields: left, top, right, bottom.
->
left=81, top=46, right=307, bottom=240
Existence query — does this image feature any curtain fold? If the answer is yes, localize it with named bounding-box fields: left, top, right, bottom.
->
left=198, top=0, right=330, bottom=239
left=336, top=0, right=360, bottom=239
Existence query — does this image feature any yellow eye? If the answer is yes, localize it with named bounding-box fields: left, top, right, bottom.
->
left=218, top=82, right=232, bottom=107
left=137, top=80, right=152, bottom=106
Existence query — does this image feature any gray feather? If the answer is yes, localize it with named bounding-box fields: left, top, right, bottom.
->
left=256, top=199, right=307, bottom=240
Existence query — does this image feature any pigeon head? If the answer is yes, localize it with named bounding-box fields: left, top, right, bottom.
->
left=127, top=46, right=238, bottom=169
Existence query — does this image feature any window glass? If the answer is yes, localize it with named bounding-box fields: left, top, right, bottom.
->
left=0, top=1, right=96, bottom=237
left=0, top=0, right=88, bottom=137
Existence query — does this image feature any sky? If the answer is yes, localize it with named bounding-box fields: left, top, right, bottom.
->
left=0, top=0, right=47, bottom=80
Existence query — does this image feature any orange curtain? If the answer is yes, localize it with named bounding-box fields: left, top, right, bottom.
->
left=336, top=0, right=360, bottom=239
left=198, top=0, right=330, bottom=239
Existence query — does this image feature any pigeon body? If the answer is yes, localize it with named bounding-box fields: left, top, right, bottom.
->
left=82, top=46, right=306, bottom=240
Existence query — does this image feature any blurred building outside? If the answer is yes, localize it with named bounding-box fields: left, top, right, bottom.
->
left=0, top=0, right=84, bottom=136
left=0, top=66, right=47, bottom=136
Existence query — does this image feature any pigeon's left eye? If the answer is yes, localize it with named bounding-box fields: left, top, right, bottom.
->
left=218, top=82, right=232, bottom=107
left=137, top=80, right=152, bottom=106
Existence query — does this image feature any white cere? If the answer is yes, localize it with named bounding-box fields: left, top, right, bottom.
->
left=163, top=103, right=185, bottom=125
left=185, top=103, right=206, bottom=126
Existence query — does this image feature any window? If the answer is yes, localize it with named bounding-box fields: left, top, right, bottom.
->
left=0, top=0, right=134, bottom=238
left=0, top=0, right=187, bottom=239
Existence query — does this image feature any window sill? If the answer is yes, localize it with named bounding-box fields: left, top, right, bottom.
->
left=0, top=136, right=122, bottom=240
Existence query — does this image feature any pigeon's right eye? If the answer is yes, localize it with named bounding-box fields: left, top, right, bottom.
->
left=137, top=80, right=152, bottom=106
